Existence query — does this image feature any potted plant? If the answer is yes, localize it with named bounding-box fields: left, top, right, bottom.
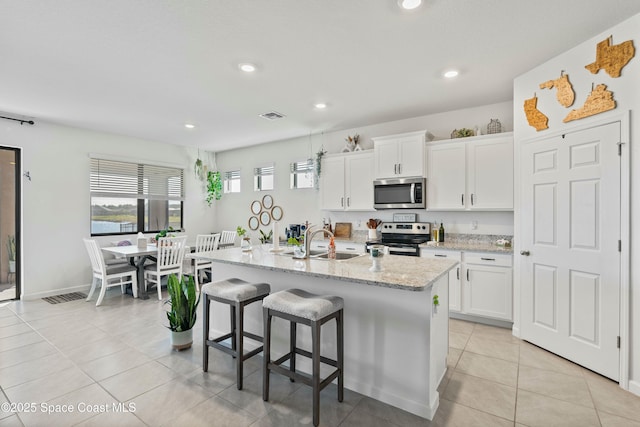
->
left=155, top=226, right=175, bottom=242
left=165, top=274, right=200, bottom=350
left=6, top=235, right=15, bottom=273
left=237, top=226, right=251, bottom=251
left=259, top=229, right=273, bottom=244
left=206, top=171, right=223, bottom=205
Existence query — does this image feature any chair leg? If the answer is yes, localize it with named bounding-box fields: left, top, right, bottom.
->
left=290, top=321, right=297, bottom=382
left=236, top=301, right=244, bottom=390
left=157, top=274, right=163, bottom=300
left=131, top=274, right=138, bottom=299
left=230, top=305, right=237, bottom=357
left=262, top=308, right=272, bottom=402
left=86, top=277, right=98, bottom=301
left=311, top=320, right=321, bottom=427
left=96, top=278, right=107, bottom=306
left=337, top=310, right=344, bottom=402
left=203, top=295, right=210, bottom=372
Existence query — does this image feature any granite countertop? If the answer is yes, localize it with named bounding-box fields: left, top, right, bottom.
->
left=419, top=241, right=513, bottom=254
left=192, top=245, right=457, bottom=292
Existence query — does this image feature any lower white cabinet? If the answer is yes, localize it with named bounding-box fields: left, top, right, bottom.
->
left=311, top=240, right=364, bottom=253
left=420, top=250, right=462, bottom=312
left=421, top=249, right=513, bottom=322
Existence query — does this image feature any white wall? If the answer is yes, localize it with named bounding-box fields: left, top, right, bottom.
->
left=513, top=13, right=639, bottom=393
left=213, top=101, right=515, bottom=237
left=0, top=119, right=215, bottom=299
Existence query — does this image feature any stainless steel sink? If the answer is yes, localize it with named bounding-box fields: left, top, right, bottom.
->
left=314, top=252, right=364, bottom=260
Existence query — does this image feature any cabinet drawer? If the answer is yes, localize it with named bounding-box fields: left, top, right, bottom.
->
left=464, top=253, right=512, bottom=267
left=335, top=242, right=364, bottom=252
left=420, top=249, right=462, bottom=261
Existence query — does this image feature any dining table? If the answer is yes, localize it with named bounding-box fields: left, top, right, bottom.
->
left=101, top=244, right=159, bottom=300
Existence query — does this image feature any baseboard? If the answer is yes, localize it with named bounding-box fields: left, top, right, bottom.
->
left=22, top=284, right=92, bottom=300
left=511, top=326, right=521, bottom=339
left=450, top=312, right=513, bottom=329
left=629, top=380, right=640, bottom=397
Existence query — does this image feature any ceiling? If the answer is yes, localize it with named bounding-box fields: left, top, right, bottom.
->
left=2, top=1, right=640, bottom=152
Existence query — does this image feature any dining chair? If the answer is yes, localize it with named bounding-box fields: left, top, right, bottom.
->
left=144, top=235, right=187, bottom=300
left=83, top=238, right=138, bottom=306
left=183, top=233, right=221, bottom=292
left=219, top=230, right=237, bottom=248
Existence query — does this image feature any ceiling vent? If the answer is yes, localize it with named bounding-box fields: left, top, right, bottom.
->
left=259, top=111, right=286, bottom=120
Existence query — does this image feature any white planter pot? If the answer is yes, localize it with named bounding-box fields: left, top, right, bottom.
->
left=8, top=260, right=15, bottom=273
left=171, top=329, right=193, bottom=351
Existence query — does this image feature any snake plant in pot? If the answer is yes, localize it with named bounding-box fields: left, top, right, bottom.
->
left=165, top=274, right=200, bottom=350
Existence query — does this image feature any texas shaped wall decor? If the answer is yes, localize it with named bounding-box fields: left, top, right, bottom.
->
left=524, top=35, right=634, bottom=131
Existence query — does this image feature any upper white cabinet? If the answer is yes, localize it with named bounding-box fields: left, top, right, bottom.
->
left=372, top=130, right=427, bottom=179
left=320, top=152, right=374, bottom=211
left=427, top=132, right=513, bottom=211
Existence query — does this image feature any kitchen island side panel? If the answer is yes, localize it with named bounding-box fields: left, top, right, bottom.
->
left=206, top=262, right=449, bottom=420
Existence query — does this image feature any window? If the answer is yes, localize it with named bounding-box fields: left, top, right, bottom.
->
left=254, top=164, right=274, bottom=191
left=224, top=170, right=241, bottom=193
left=90, top=158, right=184, bottom=236
left=290, top=159, right=315, bottom=189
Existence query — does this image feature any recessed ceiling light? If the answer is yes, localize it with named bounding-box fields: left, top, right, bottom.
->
left=314, top=103, right=327, bottom=109
left=398, top=0, right=422, bottom=10
left=184, top=123, right=196, bottom=129
left=239, top=63, right=256, bottom=73
left=443, top=70, right=459, bottom=79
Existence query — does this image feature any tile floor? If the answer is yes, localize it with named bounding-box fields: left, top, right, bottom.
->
left=1, top=290, right=640, bottom=426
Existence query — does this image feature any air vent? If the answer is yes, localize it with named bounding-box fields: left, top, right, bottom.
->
left=259, top=111, right=286, bottom=120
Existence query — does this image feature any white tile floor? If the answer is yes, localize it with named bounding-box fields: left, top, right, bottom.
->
left=1, top=289, right=639, bottom=426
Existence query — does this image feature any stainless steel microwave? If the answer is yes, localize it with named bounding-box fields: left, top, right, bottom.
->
left=373, top=177, right=426, bottom=209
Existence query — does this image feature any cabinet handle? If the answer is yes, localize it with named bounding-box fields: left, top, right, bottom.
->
left=341, top=197, right=344, bottom=207
left=434, top=254, right=447, bottom=257
left=461, top=194, right=464, bottom=206
left=456, top=267, right=460, bottom=280
left=480, top=257, right=495, bottom=261
left=393, top=164, right=397, bottom=174
left=466, top=269, right=469, bottom=281
left=347, top=197, right=350, bottom=207
left=398, top=163, right=401, bottom=174
left=346, top=247, right=356, bottom=251
left=471, top=193, right=475, bottom=205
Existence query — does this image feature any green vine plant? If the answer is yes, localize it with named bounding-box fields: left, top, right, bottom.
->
left=433, top=294, right=440, bottom=307
left=206, top=171, right=223, bottom=206
left=315, top=147, right=327, bottom=179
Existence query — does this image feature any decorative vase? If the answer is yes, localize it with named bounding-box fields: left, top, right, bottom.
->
left=487, top=119, right=502, bottom=134
left=171, top=329, right=193, bottom=351
left=241, top=237, right=252, bottom=252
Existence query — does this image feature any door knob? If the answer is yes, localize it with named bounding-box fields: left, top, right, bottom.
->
left=520, top=250, right=530, bottom=256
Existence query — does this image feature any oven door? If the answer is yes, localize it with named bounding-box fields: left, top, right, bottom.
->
left=368, top=242, right=420, bottom=257
left=373, top=177, right=426, bottom=209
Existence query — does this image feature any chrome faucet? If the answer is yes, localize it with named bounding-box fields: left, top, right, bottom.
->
left=294, top=225, right=334, bottom=259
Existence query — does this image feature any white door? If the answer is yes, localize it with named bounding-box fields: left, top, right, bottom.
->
left=427, top=142, right=466, bottom=210
left=520, top=122, right=620, bottom=380
left=468, top=136, right=514, bottom=210
left=397, top=136, right=424, bottom=177
left=346, top=153, right=374, bottom=210
left=320, top=156, right=345, bottom=210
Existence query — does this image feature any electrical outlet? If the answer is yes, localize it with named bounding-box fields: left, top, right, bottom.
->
left=471, top=220, right=478, bottom=230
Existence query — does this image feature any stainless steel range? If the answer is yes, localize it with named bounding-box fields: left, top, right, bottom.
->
left=367, top=222, right=432, bottom=257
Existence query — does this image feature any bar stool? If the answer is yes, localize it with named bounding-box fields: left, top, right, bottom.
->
left=202, top=278, right=270, bottom=390
left=262, top=288, right=344, bottom=427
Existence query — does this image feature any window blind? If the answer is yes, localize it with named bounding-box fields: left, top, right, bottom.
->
left=90, top=158, right=184, bottom=201
left=290, top=159, right=314, bottom=173
left=253, top=164, right=275, bottom=176
left=224, top=170, right=241, bottom=180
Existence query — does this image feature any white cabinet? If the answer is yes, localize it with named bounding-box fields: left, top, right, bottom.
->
left=372, top=130, right=427, bottom=179
left=426, top=133, right=513, bottom=211
left=426, top=142, right=466, bottom=210
left=464, top=253, right=513, bottom=321
left=320, top=152, right=374, bottom=211
left=311, top=240, right=364, bottom=253
left=420, top=249, right=513, bottom=321
left=420, top=249, right=462, bottom=312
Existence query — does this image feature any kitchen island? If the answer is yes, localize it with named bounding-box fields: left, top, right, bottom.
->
left=194, top=245, right=457, bottom=420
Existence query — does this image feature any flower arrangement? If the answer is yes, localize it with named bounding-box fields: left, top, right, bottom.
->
left=342, top=134, right=362, bottom=152
left=345, top=134, right=360, bottom=145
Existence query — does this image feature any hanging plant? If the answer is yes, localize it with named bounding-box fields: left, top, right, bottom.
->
left=194, top=158, right=208, bottom=181
left=315, top=147, right=327, bottom=178
left=206, top=171, right=223, bottom=205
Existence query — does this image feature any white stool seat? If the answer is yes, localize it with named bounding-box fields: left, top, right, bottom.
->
left=263, top=288, right=344, bottom=321
left=201, top=278, right=270, bottom=302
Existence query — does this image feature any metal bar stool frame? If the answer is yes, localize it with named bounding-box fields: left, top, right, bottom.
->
left=203, top=292, right=268, bottom=390
left=262, top=306, right=344, bottom=427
